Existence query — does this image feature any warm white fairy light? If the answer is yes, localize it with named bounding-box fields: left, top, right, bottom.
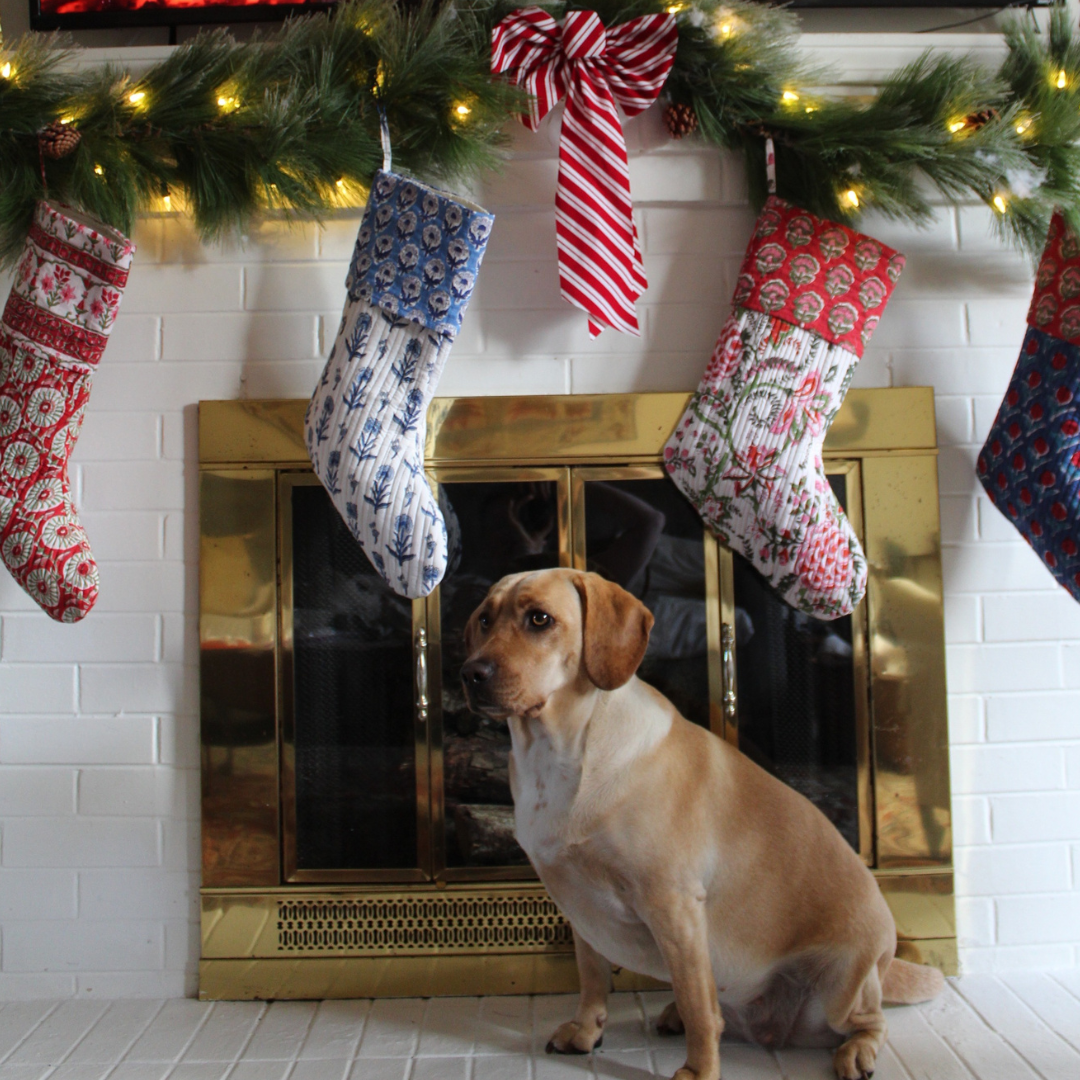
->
left=94, top=164, right=104, bottom=176
left=993, top=193, right=1008, bottom=214
left=128, top=89, right=146, bottom=105
left=782, top=90, right=799, bottom=104
left=949, top=119, right=966, bottom=134
left=843, top=189, right=860, bottom=209
left=455, top=103, right=471, bottom=117
left=1, top=63, right=11, bottom=79
left=715, top=8, right=740, bottom=38
left=1057, top=69, right=1068, bottom=89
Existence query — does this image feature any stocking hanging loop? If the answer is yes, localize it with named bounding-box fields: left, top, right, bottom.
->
left=378, top=108, right=392, bottom=173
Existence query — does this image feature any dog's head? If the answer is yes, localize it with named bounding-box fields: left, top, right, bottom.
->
left=460, top=569, right=654, bottom=720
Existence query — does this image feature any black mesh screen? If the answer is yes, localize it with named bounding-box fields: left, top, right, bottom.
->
left=291, top=483, right=417, bottom=871
left=584, top=479, right=710, bottom=729
left=732, top=474, right=860, bottom=851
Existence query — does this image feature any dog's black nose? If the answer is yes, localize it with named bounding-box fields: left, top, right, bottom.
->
left=462, top=658, right=496, bottom=686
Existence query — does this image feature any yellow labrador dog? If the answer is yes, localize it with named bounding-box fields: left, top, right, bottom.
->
left=461, top=568, right=943, bottom=1080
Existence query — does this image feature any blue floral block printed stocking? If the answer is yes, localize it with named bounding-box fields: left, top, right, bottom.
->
left=977, top=212, right=1080, bottom=602
left=306, top=171, right=493, bottom=598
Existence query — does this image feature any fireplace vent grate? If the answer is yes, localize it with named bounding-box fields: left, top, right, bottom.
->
left=276, top=893, right=573, bottom=955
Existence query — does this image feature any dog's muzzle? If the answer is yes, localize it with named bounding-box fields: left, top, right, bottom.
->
left=461, top=657, right=498, bottom=712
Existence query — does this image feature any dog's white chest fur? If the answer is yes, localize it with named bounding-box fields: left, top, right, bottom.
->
left=507, top=719, right=580, bottom=864
left=507, top=701, right=672, bottom=981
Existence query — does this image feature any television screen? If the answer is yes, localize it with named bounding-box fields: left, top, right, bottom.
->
left=30, top=0, right=333, bottom=32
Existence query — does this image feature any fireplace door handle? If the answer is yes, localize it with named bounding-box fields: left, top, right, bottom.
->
left=721, top=623, right=736, bottom=723
left=415, top=627, right=429, bottom=727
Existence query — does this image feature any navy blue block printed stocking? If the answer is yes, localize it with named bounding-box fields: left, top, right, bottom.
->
left=306, top=171, right=493, bottom=598
left=978, top=213, right=1080, bottom=601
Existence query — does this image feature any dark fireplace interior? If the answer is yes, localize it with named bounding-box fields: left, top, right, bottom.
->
left=287, top=472, right=860, bottom=876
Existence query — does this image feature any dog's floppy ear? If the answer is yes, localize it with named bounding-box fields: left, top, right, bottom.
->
left=573, top=572, right=654, bottom=691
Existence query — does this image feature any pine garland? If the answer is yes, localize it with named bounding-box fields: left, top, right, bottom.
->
left=655, top=0, right=1080, bottom=252
left=0, top=1, right=522, bottom=261
left=0, top=0, right=1079, bottom=263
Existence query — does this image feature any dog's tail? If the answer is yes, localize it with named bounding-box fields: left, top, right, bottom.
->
left=881, top=957, right=945, bottom=1005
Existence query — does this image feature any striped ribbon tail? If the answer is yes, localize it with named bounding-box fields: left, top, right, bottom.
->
left=492, top=8, right=678, bottom=338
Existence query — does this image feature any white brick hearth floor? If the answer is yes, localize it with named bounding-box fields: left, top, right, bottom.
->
left=2, top=976, right=1080, bottom=1080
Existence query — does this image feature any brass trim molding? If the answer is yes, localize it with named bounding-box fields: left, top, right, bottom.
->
left=199, top=955, right=584, bottom=1001
left=199, top=388, right=938, bottom=468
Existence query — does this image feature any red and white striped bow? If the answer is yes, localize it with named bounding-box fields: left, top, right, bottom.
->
left=492, top=7, right=678, bottom=338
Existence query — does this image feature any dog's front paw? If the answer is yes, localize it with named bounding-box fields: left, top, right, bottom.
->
left=546, top=1020, right=603, bottom=1054
left=833, top=1034, right=877, bottom=1080
left=671, top=1067, right=717, bottom=1080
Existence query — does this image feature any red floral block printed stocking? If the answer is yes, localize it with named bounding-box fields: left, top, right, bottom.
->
left=0, top=203, right=134, bottom=622
left=664, top=197, right=904, bottom=619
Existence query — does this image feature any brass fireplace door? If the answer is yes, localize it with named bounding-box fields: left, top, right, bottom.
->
left=198, top=390, right=954, bottom=1000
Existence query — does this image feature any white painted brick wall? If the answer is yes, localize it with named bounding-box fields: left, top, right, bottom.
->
left=1, top=100, right=1079, bottom=999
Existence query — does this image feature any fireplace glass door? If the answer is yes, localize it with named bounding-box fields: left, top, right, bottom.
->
left=281, top=474, right=427, bottom=882
left=728, top=462, right=871, bottom=860
left=575, top=468, right=718, bottom=733
left=431, top=469, right=571, bottom=879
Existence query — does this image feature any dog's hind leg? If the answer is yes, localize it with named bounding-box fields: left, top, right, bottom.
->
left=547, top=927, right=612, bottom=1054
left=823, top=954, right=889, bottom=1080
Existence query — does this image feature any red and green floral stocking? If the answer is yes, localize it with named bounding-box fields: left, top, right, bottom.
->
left=664, top=196, right=904, bottom=619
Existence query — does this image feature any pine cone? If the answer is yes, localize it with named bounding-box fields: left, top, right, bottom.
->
left=663, top=102, right=698, bottom=140
left=39, top=122, right=81, bottom=160
left=965, top=107, right=1000, bottom=131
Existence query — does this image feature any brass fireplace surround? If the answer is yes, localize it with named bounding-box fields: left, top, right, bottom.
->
left=199, top=389, right=954, bottom=1000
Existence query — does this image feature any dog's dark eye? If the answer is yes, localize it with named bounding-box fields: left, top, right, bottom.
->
left=528, top=610, right=552, bottom=629
left=478, top=613, right=491, bottom=631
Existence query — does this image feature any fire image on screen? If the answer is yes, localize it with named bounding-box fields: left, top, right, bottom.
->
left=38, top=0, right=323, bottom=15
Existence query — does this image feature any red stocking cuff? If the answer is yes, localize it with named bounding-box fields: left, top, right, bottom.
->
left=1029, top=212, right=1080, bottom=343
left=732, top=196, right=905, bottom=358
